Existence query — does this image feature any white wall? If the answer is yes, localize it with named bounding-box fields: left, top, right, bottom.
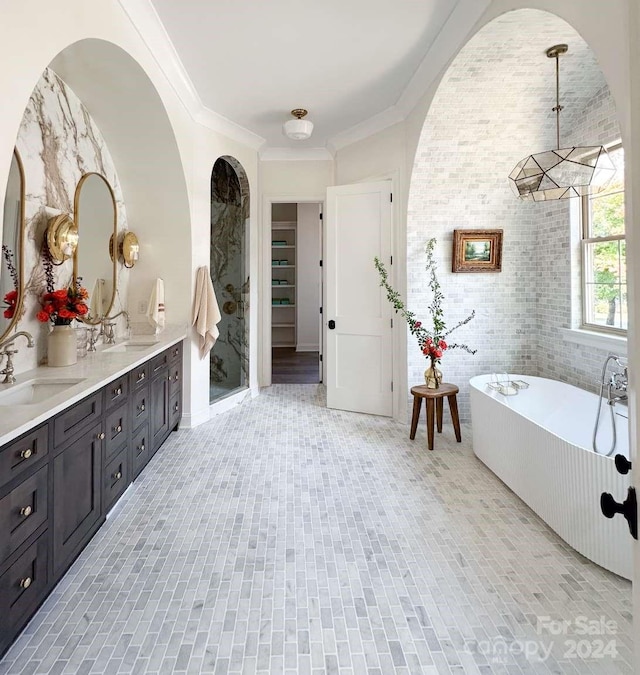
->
left=296, top=203, right=321, bottom=351
left=0, top=0, right=259, bottom=429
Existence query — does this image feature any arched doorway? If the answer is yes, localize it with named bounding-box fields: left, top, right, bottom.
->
left=209, top=156, right=250, bottom=402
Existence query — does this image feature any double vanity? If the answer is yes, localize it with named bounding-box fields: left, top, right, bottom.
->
left=0, top=327, right=186, bottom=656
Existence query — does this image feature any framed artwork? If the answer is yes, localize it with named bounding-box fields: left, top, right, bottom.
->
left=452, top=229, right=503, bottom=273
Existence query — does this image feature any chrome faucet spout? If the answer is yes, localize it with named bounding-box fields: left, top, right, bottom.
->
left=0, top=330, right=35, bottom=350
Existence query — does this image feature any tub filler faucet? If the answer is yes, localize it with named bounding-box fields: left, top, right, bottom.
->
left=593, top=354, right=628, bottom=456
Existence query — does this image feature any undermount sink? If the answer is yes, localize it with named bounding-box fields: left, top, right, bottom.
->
left=0, top=378, right=86, bottom=406
left=103, top=341, right=158, bottom=353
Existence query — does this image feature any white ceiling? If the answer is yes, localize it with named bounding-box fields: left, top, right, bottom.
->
left=149, top=0, right=462, bottom=149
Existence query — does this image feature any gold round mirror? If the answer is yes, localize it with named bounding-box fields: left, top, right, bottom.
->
left=0, top=148, right=25, bottom=342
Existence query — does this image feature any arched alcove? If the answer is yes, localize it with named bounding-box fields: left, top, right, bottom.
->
left=407, top=8, right=622, bottom=419
left=209, top=155, right=250, bottom=402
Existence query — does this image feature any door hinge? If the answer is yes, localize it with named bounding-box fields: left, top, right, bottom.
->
left=320, top=306, right=323, bottom=314
left=390, top=255, right=393, bottom=265
left=390, top=193, right=393, bottom=203
left=319, top=260, right=323, bottom=267
left=390, top=318, right=393, bottom=328
left=320, top=354, right=323, bottom=362
left=391, top=381, right=394, bottom=392
left=320, top=212, right=323, bottom=220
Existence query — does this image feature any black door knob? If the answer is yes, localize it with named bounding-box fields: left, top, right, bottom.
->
left=600, top=487, right=637, bottom=540
left=328, top=320, right=335, bottom=330
left=614, top=454, right=632, bottom=475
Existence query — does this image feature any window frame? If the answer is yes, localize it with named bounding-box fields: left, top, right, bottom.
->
left=580, top=141, right=626, bottom=336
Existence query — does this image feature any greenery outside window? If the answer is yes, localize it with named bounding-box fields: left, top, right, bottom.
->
left=581, top=143, right=626, bottom=333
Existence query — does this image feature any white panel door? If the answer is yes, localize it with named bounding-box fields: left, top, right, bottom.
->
left=325, top=181, right=392, bottom=416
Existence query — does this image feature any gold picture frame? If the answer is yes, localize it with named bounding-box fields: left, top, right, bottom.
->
left=452, top=229, right=503, bottom=273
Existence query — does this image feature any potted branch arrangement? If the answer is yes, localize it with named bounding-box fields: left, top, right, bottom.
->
left=374, top=238, right=476, bottom=388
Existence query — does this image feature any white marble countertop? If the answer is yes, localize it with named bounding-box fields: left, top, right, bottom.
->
left=0, top=325, right=188, bottom=447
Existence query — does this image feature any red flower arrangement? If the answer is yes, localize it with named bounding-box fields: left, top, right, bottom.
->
left=37, top=286, right=89, bottom=325
left=2, top=289, right=17, bottom=319
left=375, top=238, right=476, bottom=388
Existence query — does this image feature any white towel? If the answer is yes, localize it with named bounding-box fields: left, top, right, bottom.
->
left=192, top=267, right=221, bottom=359
left=146, top=278, right=165, bottom=332
left=90, top=278, right=105, bottom=320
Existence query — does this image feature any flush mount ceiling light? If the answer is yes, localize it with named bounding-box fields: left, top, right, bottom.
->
left=283, top=109, right=314, bottom=141
left=509, top=44, right=616, bottom=201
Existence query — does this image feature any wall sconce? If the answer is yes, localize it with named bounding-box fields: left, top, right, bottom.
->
left=46, top=214, right=78, bottom=264
left=110, top=231, right=140, bottom=268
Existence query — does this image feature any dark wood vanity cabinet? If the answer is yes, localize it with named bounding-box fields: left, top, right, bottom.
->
left=0, top=340, right=183, bottom=657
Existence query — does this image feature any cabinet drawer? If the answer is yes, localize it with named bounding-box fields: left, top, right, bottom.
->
left=168, top=362, right=181, bottom=397
left=169, top=391, right=181, bottom=430
left=104, top=446, right=128, bottom=513
left=105, top=376, right=128, bottom=411
left=150, top=350, right=170, bottom=377
left=131, top=363, right=149, bottom=390
left=131, top=424, right=150, bottom=479
left=54, top=392, right=102, bottom=448
left=104, top=403, right=129, bottom=463
left=0, top=531, right=49, bottom=655
left=132, top=386, right=149, bottom=431
left=0, top=466, right=48, bottom=564
left=0, top=425, right=48, bottom=489
left=169, top=341, right=182, bottom=363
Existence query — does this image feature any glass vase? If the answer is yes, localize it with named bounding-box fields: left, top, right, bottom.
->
left=424, top=358, right=442, bottom=389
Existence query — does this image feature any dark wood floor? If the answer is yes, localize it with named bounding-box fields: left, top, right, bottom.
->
left=272, top=348, right=320, bottom=384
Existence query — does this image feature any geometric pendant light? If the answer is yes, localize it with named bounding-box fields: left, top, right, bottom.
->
left=509, top=44, right=616, bottom=201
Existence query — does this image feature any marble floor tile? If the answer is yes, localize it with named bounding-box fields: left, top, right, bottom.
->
left=0, top=385, right=633, bottom=674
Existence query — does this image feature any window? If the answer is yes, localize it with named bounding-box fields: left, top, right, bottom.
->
left=581, top=143, right=626, bottom=333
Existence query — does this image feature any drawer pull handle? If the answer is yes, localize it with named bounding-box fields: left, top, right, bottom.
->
left=173, top=348, right=179, bottom=356
left=114, top=425, right=122, bottom=433
left=138, top=443, right=145, bottom=452
left=20, top=577, right=32, bottom=589
left=114, top=387, right=122, bottom=396
left=113, top=471, right=122, bottom=481
left=20, top=505, right=32, bottom=517
left=174, top=403, right=179, bottom=412
left=137, top=372, right=145, bottom=381
left=139, top=404, right=145, bottom=412
left=20, top=448, right=33, bottom=459
left=97, top=432, right=106, bottom=440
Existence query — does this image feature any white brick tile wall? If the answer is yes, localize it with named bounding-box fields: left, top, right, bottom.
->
left=406, top=10, right=622, bottom=420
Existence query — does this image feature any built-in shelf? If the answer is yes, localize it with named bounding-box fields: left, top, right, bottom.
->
left=272, top=214, right=297, bottom=349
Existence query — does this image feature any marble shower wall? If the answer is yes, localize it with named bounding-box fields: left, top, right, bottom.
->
left=210, top=158, right=249, bottom=397
left=7, top=68, right=129, bottom=371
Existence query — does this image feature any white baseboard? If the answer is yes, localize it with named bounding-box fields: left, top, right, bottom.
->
left=296, top=344, right=320, bottom=352
left=179, top=408, right=210, bottom=429
left=210, top=387, right=252, bottom=416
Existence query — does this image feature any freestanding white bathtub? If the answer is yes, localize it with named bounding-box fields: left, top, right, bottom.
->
left=469, top=374, right=632, bottom=579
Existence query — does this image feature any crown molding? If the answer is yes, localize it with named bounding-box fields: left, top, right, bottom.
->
left=394, top=0, right=491, bottom=116
left=117, top=0, right=265, bottom=150
left=259, top=147, right=334, bottom=161
left=327, top=0, right=491, bottom=152
left=327, top=106, right=405, bottom=153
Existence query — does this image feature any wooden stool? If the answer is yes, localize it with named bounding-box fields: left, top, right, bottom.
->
left=410, top=383, right=462, bottom=451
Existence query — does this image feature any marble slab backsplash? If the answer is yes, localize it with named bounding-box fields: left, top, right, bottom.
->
left=7, top=68, right=129, bottom=373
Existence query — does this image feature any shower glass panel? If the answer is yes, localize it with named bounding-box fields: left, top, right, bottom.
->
left=210, top=157, right=249, bottom=403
